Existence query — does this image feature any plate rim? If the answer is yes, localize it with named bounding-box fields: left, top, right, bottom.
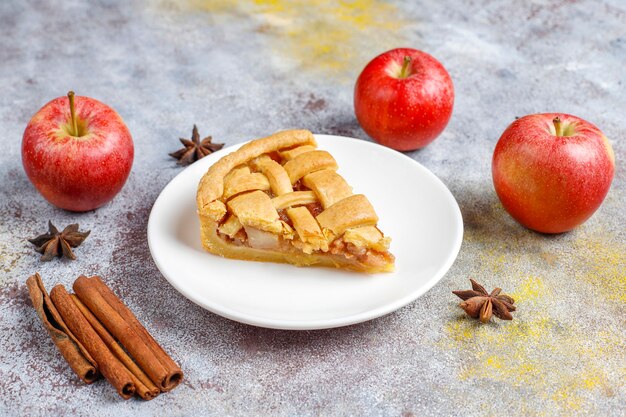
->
left=148, top=134, right=463, bottom=330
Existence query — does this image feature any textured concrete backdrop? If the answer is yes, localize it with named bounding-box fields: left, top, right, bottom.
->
left=0, top=0, right=624, bottom=416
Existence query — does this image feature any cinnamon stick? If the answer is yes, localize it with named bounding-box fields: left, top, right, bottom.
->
left=26, top=273, right=99, bottom=384
left=91, top=276, right=183, bottom=391
left=89, top=276, right=183, bottom=391
left=73, top=276, right=183, bottom=391
left=70, top=294, right=160, bottom=401
left=49, top=285, right=136, bottom=399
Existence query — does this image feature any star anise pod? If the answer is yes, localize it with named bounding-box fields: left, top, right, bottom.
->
left=28, top=221, right=91, bottom=261
left=453, top=279, right=516, bottom=323
left=170, top=125, right=224, bottom=166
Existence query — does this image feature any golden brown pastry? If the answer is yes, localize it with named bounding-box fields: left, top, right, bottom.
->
left=196, top=129, right=394, bottom=273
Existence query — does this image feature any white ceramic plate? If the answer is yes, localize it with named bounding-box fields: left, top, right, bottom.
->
left=148, top=135, right=463, bottom=330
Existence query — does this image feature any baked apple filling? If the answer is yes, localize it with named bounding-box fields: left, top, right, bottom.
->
left=197, top=129, right=395, bottom=273
left=216, top=200, right=394, bottom=268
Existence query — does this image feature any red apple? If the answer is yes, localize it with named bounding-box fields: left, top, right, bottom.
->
left=354, top=48, right=454, bottom=151
left=22, top=92, right=134, bottom=212
left=492, top=113, right=615, bottom=233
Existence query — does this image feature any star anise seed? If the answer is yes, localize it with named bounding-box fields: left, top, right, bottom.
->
left=170, top=125, right=224, bottom=166
left=479, top=299, right=493, bottom=323
left=453, top=279, right=516, bottom=323
left=28, top=221, right=90, bottom=261
left=491, top=298, right=513, bottom=320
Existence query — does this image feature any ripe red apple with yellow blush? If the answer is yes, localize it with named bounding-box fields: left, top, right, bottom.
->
left=492, top=113, right=614, bottom=233
left=354, top=48, right=454, bottom=151
left=22, top=92, right=134, bottom=212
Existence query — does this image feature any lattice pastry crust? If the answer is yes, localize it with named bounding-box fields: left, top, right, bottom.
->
left=196, top=130, right=394, bottom=273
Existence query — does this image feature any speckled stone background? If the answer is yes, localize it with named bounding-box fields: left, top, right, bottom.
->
left=0, top=0, right=624, bottom=416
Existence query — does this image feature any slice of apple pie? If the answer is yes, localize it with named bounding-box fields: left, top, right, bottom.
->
left=196, top=129, right=394, bottom=273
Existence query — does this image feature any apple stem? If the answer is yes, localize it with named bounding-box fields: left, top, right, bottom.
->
left=68, top=91, right=78, bottom=137
left=399, top=56, right=412, bottom=79
left=553, top=116, right=562, bottom=137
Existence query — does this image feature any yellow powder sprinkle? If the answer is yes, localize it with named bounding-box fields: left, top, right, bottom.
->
left=184, top=0, right=407, bottom=78
left=510, top=276, right=546, bottom=302
left=445, top=313, right=622, bottom=412
left=445, top=210, right=625, bottom=414
left=573, top=234, right=626, bottom=303
left=0, top=239, right=22, bottom=281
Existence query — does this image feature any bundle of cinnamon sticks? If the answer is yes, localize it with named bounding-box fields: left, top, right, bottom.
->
left=26, top=273, right=183, bottom=400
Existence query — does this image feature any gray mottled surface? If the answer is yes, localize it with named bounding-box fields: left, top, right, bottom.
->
left=1, top=0, right=625, bottom=416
